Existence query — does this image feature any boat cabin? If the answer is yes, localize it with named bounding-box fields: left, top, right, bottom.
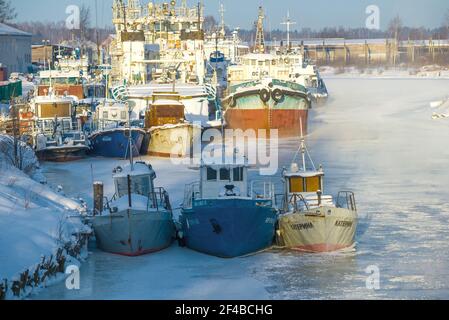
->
left=145, top=92, right=186, bottom=129
left=200, top=164, right=248, bottom=199
left=284, top=170, right=324, bottom=194
left=113, top=162, right=156, bottom=198
left=33, top=96, right=74, bottom=120
left=96, top=100, right=131, bottom=128
left=283, top=166, right=336, bottom=209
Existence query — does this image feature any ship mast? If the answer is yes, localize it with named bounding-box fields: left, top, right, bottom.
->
left=219, top=3, right=226, bottom=38
left=281, top=11, right=296, bottom=49
left=255, top=6, right=265, bottom=53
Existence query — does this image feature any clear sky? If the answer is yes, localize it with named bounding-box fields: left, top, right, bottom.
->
left=12, top=0, right=449, bottom=30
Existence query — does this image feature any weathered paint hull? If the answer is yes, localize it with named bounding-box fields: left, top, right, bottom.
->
left=36, top=146, right=89, bottom=162
left=276, top=207, right=358, bottom=253
left=180, top=199, right=277, bottom=258
left=225, top=109, right=308, bottom=137
left=92, top=210, right=175, bottom=256
left=89, top=128, right=146, bottom=158
left=148, top=124, right=196, bottom=158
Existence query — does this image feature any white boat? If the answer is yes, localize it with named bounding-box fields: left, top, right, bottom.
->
left=276, top=128, right=358, bottom=252
left=30, top=92, right=90, bottom=162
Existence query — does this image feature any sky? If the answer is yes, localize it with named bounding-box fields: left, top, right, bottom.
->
left=12, top=0, right=449, bottom=30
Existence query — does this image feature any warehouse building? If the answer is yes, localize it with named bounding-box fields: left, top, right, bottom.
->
left=0, top=23, right=32, bottom=77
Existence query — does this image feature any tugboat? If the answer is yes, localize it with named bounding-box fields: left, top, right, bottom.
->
left=91, top=104, right=175, bottom=256
left=223, top=77, right=311, bottom=137
left=179, top=152, right=278, bottom=258
left=222, top=7, right=312, bottom=137
left=89, top=99, right=147, bottom=158
left=31, top=92, right=90, bottom=162
left=276, top=126, right=358, bottom=252
left=144, top=91, right=199, bottom=158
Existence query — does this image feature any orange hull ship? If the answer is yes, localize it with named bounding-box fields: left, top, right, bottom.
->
left=222, top=78, right=311, bottom=138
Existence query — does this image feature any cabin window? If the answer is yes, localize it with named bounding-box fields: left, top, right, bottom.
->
left=251, top=60, right=256, bottom=66
left=258, top=60, right=263, bottom=66
left=103, top=111, right=108, bottom=119
left=121, top=111, right=127, bottom=119
left=289, top=176, right=322, bottom=193
left=233, top=167, right=244, bottom=182
left=207, top=167, right=217, bottom=181
left=220, top=168, right=231, bottom=181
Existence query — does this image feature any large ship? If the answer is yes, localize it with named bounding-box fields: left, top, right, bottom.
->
left=222, top=7, right=312, bottom=137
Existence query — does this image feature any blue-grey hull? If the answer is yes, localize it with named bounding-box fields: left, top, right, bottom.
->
left=92, top=210, right=175, bottom=256
left=180, top=199, right=277, bottom=258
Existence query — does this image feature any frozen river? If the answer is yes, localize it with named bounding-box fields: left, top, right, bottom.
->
left=33, top=78, right=449, bottom=300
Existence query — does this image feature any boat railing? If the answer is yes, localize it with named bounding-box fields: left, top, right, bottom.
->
left=336, top=191, right=357, bottom=212
left=287, top=193, right=310, bottom=213
left=147, top=187, right=172, bottom=211
left=250, top=181, right=275, bottom=202
left=102, top=188, right=172, bottom=214
left=183, top=181, right=200, bottom=209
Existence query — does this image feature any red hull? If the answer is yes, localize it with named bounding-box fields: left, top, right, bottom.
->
left=225, top=109, right=308, bottom=138
left=111, top=244, right=171, bottom=257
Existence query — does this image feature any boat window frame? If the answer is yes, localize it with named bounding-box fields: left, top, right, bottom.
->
left=220, top=168, right=231, bottom=181
left=206, top=167, right=218, bottom=181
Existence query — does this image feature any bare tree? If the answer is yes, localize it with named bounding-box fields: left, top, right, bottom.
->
left=388, top=15, right=403, bottom=41
left=0, top=0, right=16, bottom=23
left=203, top=15, right=217, bottom=32
left=444, top=9, right=449, bottom=39
left=79, top=4, right=92, bottom=42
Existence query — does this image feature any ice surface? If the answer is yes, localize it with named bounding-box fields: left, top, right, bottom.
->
left=33, top=78, right=449, bottom=300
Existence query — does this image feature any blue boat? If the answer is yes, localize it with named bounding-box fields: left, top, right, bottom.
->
left=88, top=100, right=147, bottom=158
left=180, top=163, right=278, bottom=258
left=89, top=127, right=146, bottom=158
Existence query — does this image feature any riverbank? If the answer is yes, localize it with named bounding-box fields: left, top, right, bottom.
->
left=0, top=135, right=90, bottom=300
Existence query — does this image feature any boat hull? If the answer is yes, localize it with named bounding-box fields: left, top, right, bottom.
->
left=92, top=210, right=175, bottom=256
left=89, top=128, right=146, bottom=158
left=225, top=108, right=308, bottom=138
left=36, top=146, right=89, bottom=162
left=180, top=198, right=277, bottom=258
left=148, top=124, right=195, bottom=158
left=276, top=207, right=357, bottom=253
left=223, top=86, right=310, bottom=137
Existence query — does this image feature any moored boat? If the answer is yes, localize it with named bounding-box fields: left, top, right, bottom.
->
left=90, top=105, right=175, bottom=256
left=180, top=161, right=278, bottom=258
left=88, top=100, right=147, bottom=158
left=92, top=161, right=175, bottom=256
left=30, top=93, right=90, bottom=162
left=223, top=78, right=310, bottom=137
left=276, top=131, right=358, bottom=253
left=144, top=92, right=199, bottom=158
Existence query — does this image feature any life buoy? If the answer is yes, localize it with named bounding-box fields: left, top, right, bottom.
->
left=272, top=89, right=284, bottom=103
left=259, top=88, right=270, bottom=103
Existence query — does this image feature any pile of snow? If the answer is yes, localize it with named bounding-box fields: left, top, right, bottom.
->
left=0, top=136, right=89, bottom=297
left=0, top=134, right=44, bottom=182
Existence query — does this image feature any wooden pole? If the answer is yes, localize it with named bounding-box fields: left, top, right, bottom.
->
left=93, top=181, right=104, bottom=215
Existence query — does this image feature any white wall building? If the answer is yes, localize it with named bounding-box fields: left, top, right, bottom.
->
left=0, top=23, right=32, bottom=74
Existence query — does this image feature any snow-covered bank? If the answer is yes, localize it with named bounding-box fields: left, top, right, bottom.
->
left=0, top=135, right=90, bottom=299
left=320, top=65, right=449, bottom=79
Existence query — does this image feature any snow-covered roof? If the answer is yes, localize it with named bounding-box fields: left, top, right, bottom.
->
left=284, top=170, right=324, bottom=178
left=0, top=23, right=32, bottom=37
left=113, top=162, right=155, bottom=179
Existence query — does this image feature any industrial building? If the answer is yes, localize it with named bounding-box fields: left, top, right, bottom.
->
left=0, top=23, right=32, bottom=77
